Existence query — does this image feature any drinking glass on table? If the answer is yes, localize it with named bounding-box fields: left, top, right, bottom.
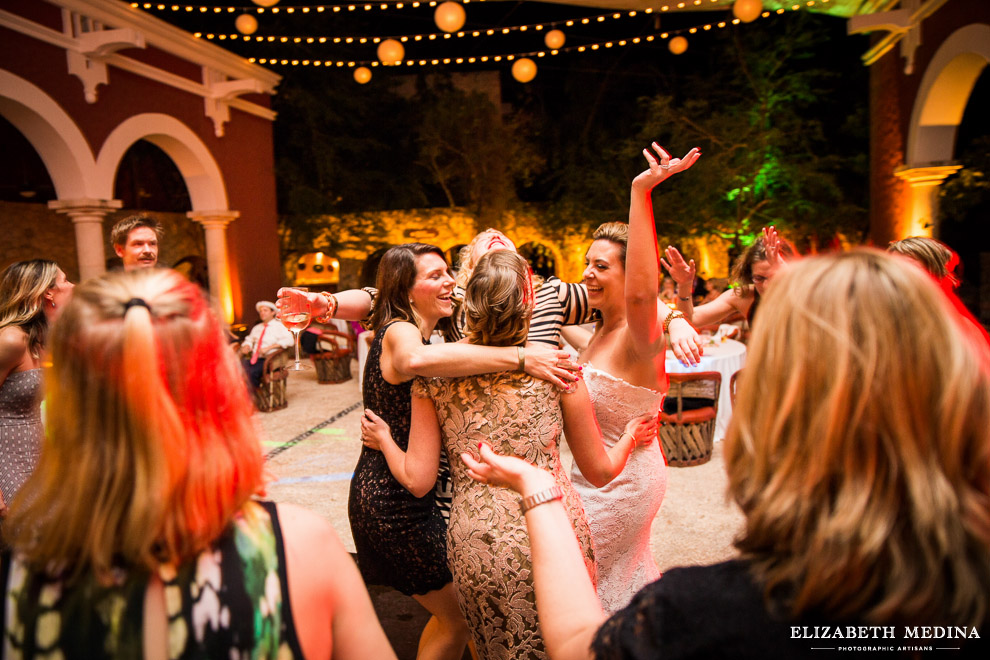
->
left=280, top=287, right=311, bottom=371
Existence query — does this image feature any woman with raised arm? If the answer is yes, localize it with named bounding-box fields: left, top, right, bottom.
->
left=661, top=226, right=793, bottom=330
left=0, top=259, right=73, bottom=516
left=1, top=269, right=396, bottom=659
left=345, top=243, right=581, bottom=660
left=566, top=143, right=702, bottom=613
left=361, top=249, right=658, bottom=660
left=464, top=249, right=990, bottom=660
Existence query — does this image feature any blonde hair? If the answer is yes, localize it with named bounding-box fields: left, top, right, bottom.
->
left=591, top=222, right=629, bottom=264
left=725, top=249, right=990, bottom=627
left=463, top=250, right=532, bottom=347
left=6, top=269, right=264, bottom=581
left=0, top=259, right=59, bottom=357
left=887, top=236, right=952, bottom=280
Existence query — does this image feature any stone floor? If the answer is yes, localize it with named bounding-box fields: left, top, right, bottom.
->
left=256, top=357, right=745, bottom=659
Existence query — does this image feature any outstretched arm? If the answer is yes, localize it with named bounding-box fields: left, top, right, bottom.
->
left=626, top=143, right=701, bottom=354
left=276, top=287, right=374, bottom=323
left=461, top=447, right=602, bottom=660
left=361, top=396, right=442, bottom=498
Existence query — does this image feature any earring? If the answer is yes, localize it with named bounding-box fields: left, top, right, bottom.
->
left=50, top=300, right=56, bottom=309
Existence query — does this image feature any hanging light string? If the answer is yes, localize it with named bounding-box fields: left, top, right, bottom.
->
left=129, top=1, right=734, bottom=17
left=196, top=8, right=678, bottom=45
left=244, top=3, right=827, bottom=68
left=130, top=2, right=484, bottom=15
left=194, top=1, right=830, bottom=47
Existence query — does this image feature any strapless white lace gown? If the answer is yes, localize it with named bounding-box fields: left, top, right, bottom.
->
left=569, top=363, right=667, bottom=614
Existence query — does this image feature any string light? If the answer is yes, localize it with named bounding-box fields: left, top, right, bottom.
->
left=240, top=3, right=823, bottom=69
left=127, top=0, right=770, bottom=16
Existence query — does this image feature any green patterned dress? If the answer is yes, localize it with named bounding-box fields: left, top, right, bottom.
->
left=0, top=500, right=302, bottom=659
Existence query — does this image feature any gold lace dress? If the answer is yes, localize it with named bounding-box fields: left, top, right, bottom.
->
left=414, top=372, right=596, bottom=660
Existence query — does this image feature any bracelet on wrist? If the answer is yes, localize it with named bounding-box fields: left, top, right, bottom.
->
left=678, top=295, right=692, bottom=301
left=519, top=485, right=563, bottom=514
left=663, top=309, right=685, bottom=334
left=314, top=292, right=338, bottom=324
left=517, top=345, right=526, bottom=371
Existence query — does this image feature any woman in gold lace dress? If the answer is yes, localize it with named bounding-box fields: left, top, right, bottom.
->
left=362, top=250, right=657, bottom=660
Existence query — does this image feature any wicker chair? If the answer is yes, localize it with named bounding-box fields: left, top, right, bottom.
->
left=255, top=347, right=290, bottom=412
left=660, top=372, right=721, bottom=467
left=311, top=328, right=356, bottom=384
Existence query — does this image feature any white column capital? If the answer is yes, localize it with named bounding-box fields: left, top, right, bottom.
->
left=48, top=198, right=123, bottom=218
left=894, top=163, right=963, bottom=188
left=187, top=209, right=240, bottom=229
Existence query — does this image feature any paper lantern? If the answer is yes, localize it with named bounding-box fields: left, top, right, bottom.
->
left=512, top=58, right=537, bottom=84
left=354, top=67, right=372, bottom=84
left=377, top=39, right=405, bottom=65
left=668, top=36, right=688, bottom=55
left=434, top=2, right=466, bottom=33
left=732, top=0, right=763, bottom=23
left=544, top=29, right=566, bottom=50
left=235, top=14, right=258, bottom=35
left=252, top=0, right=280, bottom=7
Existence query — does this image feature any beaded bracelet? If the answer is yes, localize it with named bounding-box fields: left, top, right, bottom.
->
left=315, top=291, right=338, bottom=324
left=519, top=485, right=563, bottom=515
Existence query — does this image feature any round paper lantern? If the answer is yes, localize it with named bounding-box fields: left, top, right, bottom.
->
left=511, top=58, right=537, bottom=84
left=354, top=67, right=372, bottom=84
left=377, top=39, right=405, bottom=65
left=544, top=29, right=566, bottom=50
left=732, top=0, right=763, bottom=23
left=252, top=0, right=280, bottom=7
left=434, top=2, right=466, bottom=33
left=235, top=14, right=258, bottom=36
left=668, top=36, right=688, bottom=55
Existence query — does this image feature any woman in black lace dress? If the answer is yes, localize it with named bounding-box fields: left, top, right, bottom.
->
left=346, top=243, right=579, bottom=660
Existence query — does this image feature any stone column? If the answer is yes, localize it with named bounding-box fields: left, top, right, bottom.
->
left=188, top=210, right=239, bottom=323
left=48, top=198, right=123, bottom=281
left=893, top=164, right=962, bottom=238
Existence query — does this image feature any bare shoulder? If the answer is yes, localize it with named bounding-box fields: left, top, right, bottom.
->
left=276, top=502, right=338, bottom=547
left=0, top=326, right=30, bottom=369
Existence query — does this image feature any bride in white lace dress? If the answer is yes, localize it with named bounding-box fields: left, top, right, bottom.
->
left=568, top=143, right=703, bottom=613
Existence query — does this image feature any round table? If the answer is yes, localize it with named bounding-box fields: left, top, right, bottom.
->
left=665, top=338, right=746, bottom=442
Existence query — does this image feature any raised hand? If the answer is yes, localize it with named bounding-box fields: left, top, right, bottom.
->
left=661, top=246, right=696, bottom=286
left=276, top=287, right=324, bottom=320
left=631, top=142, right=702, bottom=193
left=762, top=226, right=789, bottom=274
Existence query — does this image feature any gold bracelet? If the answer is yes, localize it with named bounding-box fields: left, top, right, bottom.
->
left=663, top=309, right=685, bottom=334
left=519, top=485, right=563, bottom=514
left=517, top=345, right=526, bottom=371
left=315, top=292, right=338, bottom=324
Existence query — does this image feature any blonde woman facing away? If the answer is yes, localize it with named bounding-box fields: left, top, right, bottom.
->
left=1, top=269, right=395, bottom=660
left=464, top=249, right=990, bottom=659
left=0, top=259, right=73, bottom=515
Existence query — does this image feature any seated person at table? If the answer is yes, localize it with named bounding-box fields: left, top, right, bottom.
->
left=239, top=300, right=293, bottom=388
left=462, top=249, right=990, bottom=660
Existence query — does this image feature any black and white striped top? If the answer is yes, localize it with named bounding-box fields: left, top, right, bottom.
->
left=445, top=276, right=593, bottom=346
left=364, top=277, right=593, bottom=347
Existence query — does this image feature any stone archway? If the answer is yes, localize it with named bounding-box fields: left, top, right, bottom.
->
left=896, top=24, right=990, bottom=237
left=517, top=242, right=558, bottom=280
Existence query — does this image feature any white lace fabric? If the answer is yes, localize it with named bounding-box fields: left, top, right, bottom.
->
left=569, top=364, right=667, bottom=614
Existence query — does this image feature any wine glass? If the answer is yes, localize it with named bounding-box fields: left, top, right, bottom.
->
left=280, top=287, right=312, bottom=371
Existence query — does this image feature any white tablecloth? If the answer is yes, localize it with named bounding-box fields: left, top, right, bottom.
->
left=665, top=338, right=746, bottom=442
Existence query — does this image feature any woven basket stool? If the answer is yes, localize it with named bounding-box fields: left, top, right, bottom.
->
left=660, top=371, right=721, bottom=467
left=313, top=350, right=353, bottom=384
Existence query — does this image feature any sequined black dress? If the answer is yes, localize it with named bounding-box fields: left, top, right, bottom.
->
left=347, top=322, right=452, bottom=596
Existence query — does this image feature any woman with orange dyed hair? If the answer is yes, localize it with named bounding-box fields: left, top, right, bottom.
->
left=1, top=269, right=395, bottom=660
